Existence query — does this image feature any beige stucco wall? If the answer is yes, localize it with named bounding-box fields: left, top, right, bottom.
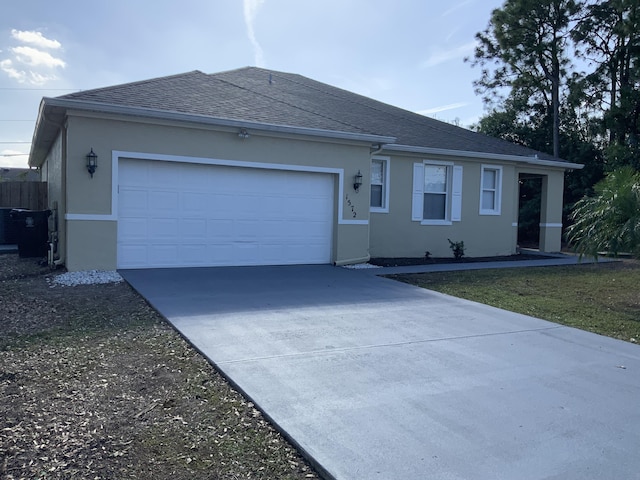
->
left=516, top=166, right=565, bottom=253
left=62, top=113, right=373, bottom=270
left=370, top=152, right=543, bottom=259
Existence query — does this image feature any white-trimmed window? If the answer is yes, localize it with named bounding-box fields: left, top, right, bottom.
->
left=480, top=165, right=502, bottom=215
left=412, top=161, right=462, bottom=224
left=370, top=156, right=390, bottom=212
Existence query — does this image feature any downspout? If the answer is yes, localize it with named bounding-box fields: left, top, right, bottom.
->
left=370, top=143, right=385, bottom=156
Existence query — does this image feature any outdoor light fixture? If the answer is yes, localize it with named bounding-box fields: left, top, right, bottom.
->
left=86, top=148, right=97, bottom=178
left=238, top=128, right=250, bottom=139
left=354, top=170, right=363, bottom=192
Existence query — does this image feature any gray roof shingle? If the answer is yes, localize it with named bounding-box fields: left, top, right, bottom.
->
left=59, top=67, right=560, bottom=162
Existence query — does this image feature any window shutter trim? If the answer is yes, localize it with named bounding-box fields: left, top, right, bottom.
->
left=411, top=163, right=424, bottom=221
left=451, top=165, right=463, bottom=222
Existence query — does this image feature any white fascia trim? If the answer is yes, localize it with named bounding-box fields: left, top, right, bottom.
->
left=340, top=220, right=369, bottom=225
left=65, top=213, right=116, bottom=221
left=540, top=223, right=563, bottom=228
left=421, top=220, right=453, bottom=226
left=383, top=144, right=584, bottom=170
left=110, top=150, right=366, bottom=226
left=43, top=97, right=396, bottom=145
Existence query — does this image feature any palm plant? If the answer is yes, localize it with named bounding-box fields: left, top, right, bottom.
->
left=567, top=166, right=640, bottom=259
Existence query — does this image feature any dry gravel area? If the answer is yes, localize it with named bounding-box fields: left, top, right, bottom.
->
left=0, top=254, right=319, bottom=480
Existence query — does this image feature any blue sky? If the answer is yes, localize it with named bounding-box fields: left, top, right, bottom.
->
left=0, top=0, right=504, bottom=168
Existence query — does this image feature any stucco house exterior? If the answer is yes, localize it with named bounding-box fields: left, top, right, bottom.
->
left=28, top=67, right=582, bottom=271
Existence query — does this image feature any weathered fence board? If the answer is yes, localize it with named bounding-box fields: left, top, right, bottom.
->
left=0, top=182, right=48, bottom=210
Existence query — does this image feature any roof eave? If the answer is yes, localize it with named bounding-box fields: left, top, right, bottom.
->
left=382, top=144, right=584, bottom=170
left=33, top=97, right=396, bottom=155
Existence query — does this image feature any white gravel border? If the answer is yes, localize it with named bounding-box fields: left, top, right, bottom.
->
left=341, top=263, right=381, bottom=270
left=49, top=270, right=123, bottom=287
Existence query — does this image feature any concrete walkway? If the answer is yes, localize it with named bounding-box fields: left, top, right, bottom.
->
left=354, top=251, right=613, bottom=275
left=121, top=260, right=640, bottom=480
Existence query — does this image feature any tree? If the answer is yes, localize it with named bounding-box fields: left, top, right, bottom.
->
left=571, top=0, right=640, bottom=170
left=469, top=0, right=581, bottom=157
left=566, top=166, right=640, bottom=258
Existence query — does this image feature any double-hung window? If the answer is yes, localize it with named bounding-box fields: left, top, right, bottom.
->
left=412, top=161, right=463, bottom=224
left=479, top=165, right=502, bottom=215
left=370, top=157, right=389, bottom=213
left=423, top=165, right=448, bottom=220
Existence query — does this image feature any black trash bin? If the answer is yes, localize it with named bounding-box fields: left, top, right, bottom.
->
left=0, top=207, right=19, bottom=244
left=10, top=209, right=51, bottom=258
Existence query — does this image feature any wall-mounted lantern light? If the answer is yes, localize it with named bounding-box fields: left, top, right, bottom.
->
left=354, top=170, right=363, bottom=192
left=238, top=128, right=250, bottom=139
left=86, top=148, right=97, bottom=178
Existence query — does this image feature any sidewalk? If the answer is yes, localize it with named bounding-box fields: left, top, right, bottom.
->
left=355, top=251, right=614, bottom=276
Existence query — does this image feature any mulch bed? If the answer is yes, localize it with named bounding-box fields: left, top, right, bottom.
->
left=369, top=253, right=557, bottom=267
left=0, top=254, right=319, bottom=480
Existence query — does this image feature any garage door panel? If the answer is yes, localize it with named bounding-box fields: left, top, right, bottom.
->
left=180, top=244, right=208, bottom=264
left=181, top=219, right=207, bottom=238
left=119, top=245, right=148, bottom=268
left=119, top=189, right=149, bottom=214
left=149, top=162, right=178, bottom=186
left=119, top=217, right=149, bottom=239
left=183, top=193, right=209, bottom=213
left=118, top=159, right=334, bottom=268
left=207, top=219, right=234, bottom=238
left=149, top=218, right=179, bottom=238
left=148, top=191, right=180, bottom=212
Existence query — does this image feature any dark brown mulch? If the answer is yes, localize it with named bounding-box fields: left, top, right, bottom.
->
left=369, top=253, right=557, bottom=267
left=0, top=254, right=319, bottom=480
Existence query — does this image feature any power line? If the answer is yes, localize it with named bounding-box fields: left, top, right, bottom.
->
left=0, top=88, right=77, bottom=91
left=1, top=153, right=29, bottom=157
left=0, top=120, right=36, bottom=122
left=0, top=142, right=31, bottom=144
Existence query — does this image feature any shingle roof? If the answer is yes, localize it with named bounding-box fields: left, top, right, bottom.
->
left=59, top=67, right=560, bottom=162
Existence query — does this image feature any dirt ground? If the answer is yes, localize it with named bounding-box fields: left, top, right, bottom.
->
left=0, top=254, right=319, bottom=480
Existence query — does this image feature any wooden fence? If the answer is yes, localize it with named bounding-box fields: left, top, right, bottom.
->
left=0, top=182, right=48, bottom=210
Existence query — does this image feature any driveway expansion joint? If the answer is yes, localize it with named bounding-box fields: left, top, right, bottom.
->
left=215, top=325, right=566, bottom=365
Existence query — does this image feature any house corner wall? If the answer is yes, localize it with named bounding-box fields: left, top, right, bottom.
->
left=539, top=171, right=564, bottom=253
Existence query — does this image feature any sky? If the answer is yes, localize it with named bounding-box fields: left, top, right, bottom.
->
left=0, top=0, right=505, bottom=168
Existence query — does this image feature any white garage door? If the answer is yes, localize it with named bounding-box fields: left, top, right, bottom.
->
left=117, top=159, right=334, bottom=268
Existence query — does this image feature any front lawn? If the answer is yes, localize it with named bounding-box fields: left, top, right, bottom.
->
left=390, top=260, right=640, bottom=343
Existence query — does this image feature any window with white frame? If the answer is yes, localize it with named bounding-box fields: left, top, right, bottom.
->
left=423, top=165, right=448, bottom=220
left=480, top=165, right=502, bottom=215
left=370, top=157, right=389, bottom=212
left=412, top=161, right=462, bottom=224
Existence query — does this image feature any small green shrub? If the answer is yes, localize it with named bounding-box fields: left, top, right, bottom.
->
left=447, top=239, right=465, bottom=260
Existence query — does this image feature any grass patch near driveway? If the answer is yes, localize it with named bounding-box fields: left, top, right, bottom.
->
left=390, top=260, right=640, bottom=343
left=0, top=255, right=319, bottom=480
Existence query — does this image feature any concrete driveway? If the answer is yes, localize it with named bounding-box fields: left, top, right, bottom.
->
left=121, top=265, right=640, bottom=480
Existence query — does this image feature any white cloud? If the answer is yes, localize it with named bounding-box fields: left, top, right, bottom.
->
left=1, top=30, right=65, bottom=85
left=442, top=0, right=475, bottom=17
left=11, top=29, right=61, bottom=50
left=417, top=102, right=467, bottom=116
left=421, top=41, right=476, bottom=69
left=243, top=0, right=266, bottom=67
left=0, top=59, right=25, bottom=82
left=12, top=46, right=65, bottom=68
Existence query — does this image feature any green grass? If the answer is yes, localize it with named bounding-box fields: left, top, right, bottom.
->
left=391, top=261, right=640, bottom=343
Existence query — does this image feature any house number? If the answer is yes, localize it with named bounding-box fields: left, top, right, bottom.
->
left=345, top=193, right=358, bottom=218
